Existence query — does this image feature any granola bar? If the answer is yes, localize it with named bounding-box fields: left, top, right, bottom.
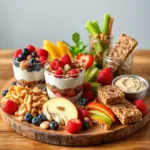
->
left=98, top=85, right=124, bottom=105
left=108, top=34, right=138, bottom=72
left=107, top=99, right=142, bottom=124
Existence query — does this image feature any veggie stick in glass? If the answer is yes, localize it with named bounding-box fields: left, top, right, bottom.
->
left=102, top=14, right=110, bottom=35
left=108, top=17, right=114, bottom=37
left=92, top=20, right=101, bottom=34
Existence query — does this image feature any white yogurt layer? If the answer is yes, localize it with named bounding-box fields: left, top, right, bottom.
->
left=44, top=70, right=85, bottom=90
left=47, top=88, right=83, bottom=104
left=13, top=65, right=44, bottom=82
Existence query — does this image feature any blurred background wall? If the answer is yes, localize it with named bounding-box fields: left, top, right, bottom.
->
left=0, top=0, right=150, bottom=49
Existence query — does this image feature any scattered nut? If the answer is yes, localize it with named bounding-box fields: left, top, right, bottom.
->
left=20, top=60, right=29, bottom=69
left=40, top=121, right=50, bottom=129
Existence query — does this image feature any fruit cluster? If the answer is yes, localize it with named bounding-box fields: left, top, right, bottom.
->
left=13, top=45, right=49, bottom=72
left=46, top=54, right=84, bottom=78
left=24, top=113, right=59, bottom=130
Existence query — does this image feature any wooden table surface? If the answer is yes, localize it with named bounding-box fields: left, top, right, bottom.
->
left=0, top=50, right=150, bottom=150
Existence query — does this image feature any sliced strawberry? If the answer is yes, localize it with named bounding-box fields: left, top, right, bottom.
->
left=3, top=100, right=18, bottom=114
left=67, top=119, right=82, bottom=134
left=26, top=45, right=36, bottom=53
left=97, top=68, right=113, bottom=85
left=76, top=54, right=94, bottom=69
left=50, top=59, right=61, bottom=70
left=39, top=56, right=48, bottom=65
left=133, top=100, right=148, bottom=116
left=66, top=89, right=77, bottom=97
left=55, top=70, right=63, bottom=78
left=60, top=54, right=71, bottom=67
left=13, top=49, right=22, bottom=58
left=68, top=69, right=79, bottom=78
left=83, top=83, right=91, bottom=91
left=82, top=90, right=94, bottom=102
left=37, top=48, right=49, bottom=57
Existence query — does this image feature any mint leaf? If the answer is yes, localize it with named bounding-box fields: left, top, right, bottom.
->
left=72, top=32, right=80, bottom=44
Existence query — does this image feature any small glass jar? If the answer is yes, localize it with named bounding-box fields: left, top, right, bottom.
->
left=103, top=48, right=133, bottom=77
left=89, top=34, right=112, bottom=65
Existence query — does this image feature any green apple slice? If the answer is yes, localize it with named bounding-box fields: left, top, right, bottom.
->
left=88, top=110, right=112, bottom=125
left=85, top=67, right=99, bottom=82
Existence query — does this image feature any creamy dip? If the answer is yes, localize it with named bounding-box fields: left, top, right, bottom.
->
left=115, top=77, right=146, bottom=92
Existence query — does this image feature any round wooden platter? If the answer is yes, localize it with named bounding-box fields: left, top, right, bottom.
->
left=0, top=78, right=150, bottom=147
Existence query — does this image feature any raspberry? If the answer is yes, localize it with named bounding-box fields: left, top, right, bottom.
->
left=50, top=59, right=61, bottom=70
left=13, top=49, right=22, bottom=58
left=55, top=70, right=63, bottom=78
left=39, top=56, right=48, bottom=65
left=60, top=54, right=71, bottom=67
left=26, top=45, right=36, bottom=53
left=37, top=48, right=48, bottom=57
left=82, top=90, right=94, bottom=101
left=69, top=69, right=78, bottom=78
left=77, top=108, right=89, bottom=121
left=2, top=100, right=18, bottom=114
left=83, top=83, right=91, bottom=91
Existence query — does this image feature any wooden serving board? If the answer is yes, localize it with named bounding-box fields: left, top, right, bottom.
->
left=0, top=78, right=150, bottom=147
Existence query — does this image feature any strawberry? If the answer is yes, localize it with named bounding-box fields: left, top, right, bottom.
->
left=26, top=45, right=36, bottom=53
left=97, top=68, right=113, bottom=85
left=39, top=56, right=48, bottom=65
left=133, top=100, right=148, bottom=116
left=50, top=59, right=61, bottom=70
left=66, top=89, right=76, bottom=97
left=2, top=100, right=18, bottom=114
left=76, top=54, right=94, bottom=69
left=69, top=69, right=78, bottom=78
left=55, top=70, right=63, bottom=78
left=60, top=54, right=71, bottom=67
left=83, top=83, right=91, bottom=91
left=13, top=49, right=22, bottom=58
left=77, top=108, right=89, bottom=121
left=37, top=48, right=48, bottom=57
left=67, top=119, right=82, bottom=134
left=82, top=90, right=94, bottom=101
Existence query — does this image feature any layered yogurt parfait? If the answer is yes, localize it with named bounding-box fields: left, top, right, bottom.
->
left=44, top=54, right=85, bottom=104
left=13, top=45, right=49, bottom=88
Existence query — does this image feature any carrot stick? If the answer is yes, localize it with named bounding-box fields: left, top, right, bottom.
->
left=108, top=17, right=114, bottom=37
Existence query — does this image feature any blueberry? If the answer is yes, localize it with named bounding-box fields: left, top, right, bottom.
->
left=50, top=121, right=59, bottom=130
left=2, top=89, right=8, bottom=97
left=18, top=53, right=25, bottom=61
left=11, top=81, right=17, bottom=86
left=34, top=63, right=42, bottom=71
left=14, top=58, right=20, bottom=67
left=79, top=98, right=88, bottom=106
left=27, top=65, right=34, bottom=72
left=96, top=64, right=102, bottom=69
left=82, top=121, right=89, bottom=130
left=38, top=114, right=46, bottom=121
left=22, top=48, right=30, bottom=56
left=31, top=117, right=41, bottom=126
left=31, top=52, right=38, bottom=58
left=29, top=58, right=37, bottom=64
left=24, top=113, right=33, bottom=123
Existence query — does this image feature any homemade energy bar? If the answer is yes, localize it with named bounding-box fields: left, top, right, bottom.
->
left=107, top=99, right=142, bottom=124
left=98, top=85, right=124, bottom=105
left=108, top=34, right=138, bottom=72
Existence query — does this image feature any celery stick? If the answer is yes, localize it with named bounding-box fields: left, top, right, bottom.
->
left=92, top=20, right=101, bottom=34
left=85, top=25, right=92, bottom=35
left=85, top=21, right=98, bottom=36
left=102, top=14, right=110, bottom=35
left=85, top=61, right=97, bottom=78
left=94, top=42, right=104, bottom=52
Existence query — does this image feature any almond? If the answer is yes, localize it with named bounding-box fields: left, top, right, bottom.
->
left=40, top=121, right=49, bottom=129
left=20, top=60, right=29, bottom=69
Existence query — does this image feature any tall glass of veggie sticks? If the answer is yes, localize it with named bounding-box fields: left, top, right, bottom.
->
left=85, top=14, right=113, bottom=65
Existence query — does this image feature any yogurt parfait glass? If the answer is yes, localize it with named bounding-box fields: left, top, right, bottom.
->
left=44, top=59, right=85, bottom=104
left=13, top=48, right=48, bottom=88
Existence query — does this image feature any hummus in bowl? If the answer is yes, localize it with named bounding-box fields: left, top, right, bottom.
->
left=112, top=75, right=149, bottom=100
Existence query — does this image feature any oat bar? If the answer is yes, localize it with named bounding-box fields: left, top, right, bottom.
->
left=107, top=99, right=142, bottom=124
left=98, top=85, right=124, bottom=105
left=108, top=34, right=138, bottom=72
